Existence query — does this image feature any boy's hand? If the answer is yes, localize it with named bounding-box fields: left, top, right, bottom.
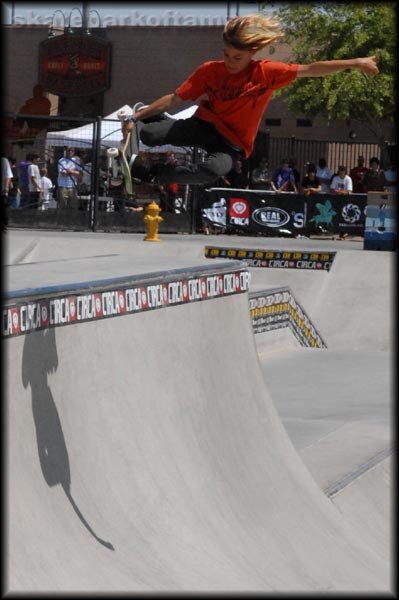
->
left=358, top=56, right=379, bottom=76
left=122, top=120, right=134, bottom=134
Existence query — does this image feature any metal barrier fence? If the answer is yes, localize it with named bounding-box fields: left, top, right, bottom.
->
left=3, top=113, right=193, bottom=233
left=255, top=133, right=382, bottom=176
left=3, top=113, right=389, bottom=234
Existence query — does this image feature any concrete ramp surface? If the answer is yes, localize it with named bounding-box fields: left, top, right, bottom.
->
left=4, top=260, right=390, bottom=593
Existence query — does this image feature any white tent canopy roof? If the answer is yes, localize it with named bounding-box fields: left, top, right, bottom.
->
left=46, top=104, right=198, bottom=154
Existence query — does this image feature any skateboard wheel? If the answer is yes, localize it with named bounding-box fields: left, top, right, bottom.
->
left=117, top=110, right=129, bottom=121
left=107, top=147, right=119, bottom=158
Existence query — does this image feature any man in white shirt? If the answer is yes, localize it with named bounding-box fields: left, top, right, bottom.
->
left=2, top=155, right=13, bottom=195
left=57, top=147, right=82, bottom=210
left=2, top=155, right=13, bottom=228
left=330, top=166, right=353, bottom=195
left=28, top=153, right=42, bottom=209
left=316, top=158, right=333, bottom=193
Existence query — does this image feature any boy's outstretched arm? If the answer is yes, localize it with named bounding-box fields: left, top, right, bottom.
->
left=297, top=56, right=378, bottom=77
left=133, top=93, right=184, bottom=121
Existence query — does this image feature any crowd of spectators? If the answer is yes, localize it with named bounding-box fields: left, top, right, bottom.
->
left=2, top=149, right=396, bottom=223
left=218, top=153, right=396, bottom=197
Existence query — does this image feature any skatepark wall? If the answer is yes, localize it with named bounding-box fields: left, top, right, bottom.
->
left=4, top=260, right=391, bottom=592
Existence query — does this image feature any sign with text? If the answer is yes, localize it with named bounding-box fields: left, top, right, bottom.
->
left=2, top=269, right=250, bottom=339
left=205, top=247, right=336, bottom=271
left=305, top=193, right=367, bottom=235
left=202, top=189, right=305, bottom=236
left=39, top=33, right=111, bottom=97
left=249, top=288, right=327, bottom=349
left=202, top=189, right=368, bottom=236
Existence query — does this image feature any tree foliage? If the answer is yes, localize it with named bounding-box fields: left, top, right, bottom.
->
left=269, top=2, right=396, bottom=138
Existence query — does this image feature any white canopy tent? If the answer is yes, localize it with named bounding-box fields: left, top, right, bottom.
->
left=46, top=104, right=198, bottom=154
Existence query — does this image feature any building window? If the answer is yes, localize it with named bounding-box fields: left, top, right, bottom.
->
left=265, top=118, right=281, bottom=126
left=296, top=118, right=313, bottom=127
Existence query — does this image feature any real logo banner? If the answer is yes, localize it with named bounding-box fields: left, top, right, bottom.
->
left=203, top=188, right=305, bottom=236
left=202, top=189, right=368, bottom=236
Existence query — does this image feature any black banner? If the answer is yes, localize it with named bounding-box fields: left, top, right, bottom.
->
left=305, top=193, right=367, bottom=235
left=202, top=189, right=368, bottom=236
left=202, top=188, right=305, bottom=237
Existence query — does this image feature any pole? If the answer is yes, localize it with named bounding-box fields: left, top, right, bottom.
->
left=90, top=116, right=102, bottom=231
left=190, top=148, right=199, bottom=234
left=82, top=1, right=89, bottom=30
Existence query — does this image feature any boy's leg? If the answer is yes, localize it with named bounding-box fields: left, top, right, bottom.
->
left=154, top=152, right=234, bottom=185
left=134, top=117, right=237, bottom=185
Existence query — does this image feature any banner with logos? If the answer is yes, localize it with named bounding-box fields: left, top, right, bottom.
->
left=249, top=288, right=327, bottom=349
left=202, top=188, right=305, bottom=236
left=305, top=193, right=367, bottom=235
left=205, top=247, right=336, bottom=271
left=2, top=269, right=250, bottom=339
left=202, top=189, right=367, bottom=236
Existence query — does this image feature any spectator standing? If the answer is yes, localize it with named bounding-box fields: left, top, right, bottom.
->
left=349, top=155, right=368, bottom=193
left=18, top=152, right=32, bottom=208
left=383, top=161, right=397, bottom=194
left=362, top=157, right=386, bottom=192
left=301, top=165, right=321, bottom=196
left=316, top=158, right=333, bottom=193
left=57, top=147, right=82, bottom=210
left=2, top=155, right=13, bottom=228
left=330, top=165, right=353, bottom=195
left=251, top=157, right=272, bottom=190
left=28, top=153, right=42, bottom=209
left=225, top=159, right=249, bottom=189
left=39, top=167, right=56, bottom=209
left=271, top=158, right=297, bottom=192
left=8, top=157, right=21, bottom=209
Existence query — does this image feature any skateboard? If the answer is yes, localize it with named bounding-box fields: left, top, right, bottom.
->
left=107, top=103, right=145, bottom=206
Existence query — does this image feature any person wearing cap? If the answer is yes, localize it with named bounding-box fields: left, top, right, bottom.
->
left=57, top=147, right=82, bottom=210
left=330, top=166, right=353, bottom=195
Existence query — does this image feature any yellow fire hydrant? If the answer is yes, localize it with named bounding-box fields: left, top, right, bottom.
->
left=144, top=201, right=163, bottom=242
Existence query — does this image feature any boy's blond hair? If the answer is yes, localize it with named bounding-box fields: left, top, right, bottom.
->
left=223, top=13, right=284, bottom=52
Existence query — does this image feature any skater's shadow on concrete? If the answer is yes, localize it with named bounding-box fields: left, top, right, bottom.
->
left=22, top=327, right=114, bottom=551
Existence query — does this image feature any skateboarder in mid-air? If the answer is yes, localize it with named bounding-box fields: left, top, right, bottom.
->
left=122, top=13, right=378, bottom=188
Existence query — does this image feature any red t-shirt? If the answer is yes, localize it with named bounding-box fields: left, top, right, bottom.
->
left=349, top=165, right=368, bottom=193
left=175, top=59, right=299, bottom=158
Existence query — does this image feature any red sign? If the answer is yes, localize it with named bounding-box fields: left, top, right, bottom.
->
left=229, top=198, right=250, bottom=219
left=39, top=33, right=111, bottom=97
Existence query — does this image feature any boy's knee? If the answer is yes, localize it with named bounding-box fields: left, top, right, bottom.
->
left=203, top=156, right=233, bottom=179
left=139, top=125, right=154, bottom=146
